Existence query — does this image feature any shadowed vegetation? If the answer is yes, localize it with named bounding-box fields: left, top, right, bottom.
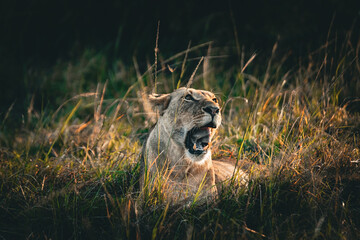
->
left=1, top=32, right=360, bottom=239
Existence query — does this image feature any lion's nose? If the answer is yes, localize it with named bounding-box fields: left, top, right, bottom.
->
left=203, top=106, right=220, bottom=117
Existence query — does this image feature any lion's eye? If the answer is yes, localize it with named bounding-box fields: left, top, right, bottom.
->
left=185, top=94, right=194, bottom=101
left=212, top=98, right=218, bottom=103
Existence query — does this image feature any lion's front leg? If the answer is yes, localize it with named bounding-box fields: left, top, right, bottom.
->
left=212, top=160, right=248, bottom=186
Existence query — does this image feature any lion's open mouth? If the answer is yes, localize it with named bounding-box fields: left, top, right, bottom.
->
left=185, top=123, right=216, bottom=155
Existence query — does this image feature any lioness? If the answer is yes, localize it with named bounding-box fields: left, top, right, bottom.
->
left=140, top=87, right=247, bottom=201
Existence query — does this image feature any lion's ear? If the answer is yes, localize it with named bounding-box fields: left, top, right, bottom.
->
left=148, top=93, right=171, bottom=115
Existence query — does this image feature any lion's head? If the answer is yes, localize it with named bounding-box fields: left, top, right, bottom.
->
left=148, top=87, right=221, bottom=161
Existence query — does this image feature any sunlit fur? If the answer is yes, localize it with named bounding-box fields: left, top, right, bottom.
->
left=140, top=87, right=248, bottom=201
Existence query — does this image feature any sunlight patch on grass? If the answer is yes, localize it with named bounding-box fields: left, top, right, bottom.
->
left=1, top=37, right=360, bottom=239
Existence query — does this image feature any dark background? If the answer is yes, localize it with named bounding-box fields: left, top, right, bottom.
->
left=1, top=0, right=359, bottom=114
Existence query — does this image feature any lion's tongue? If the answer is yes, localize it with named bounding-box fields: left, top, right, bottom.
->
left=195, top=136, right=210, bottom=150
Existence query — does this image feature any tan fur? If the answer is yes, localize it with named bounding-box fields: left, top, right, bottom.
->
left=140, top=87, right=248, bottom=202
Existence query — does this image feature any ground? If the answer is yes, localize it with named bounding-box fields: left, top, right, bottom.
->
left=1, top=38, right=360, bottom=239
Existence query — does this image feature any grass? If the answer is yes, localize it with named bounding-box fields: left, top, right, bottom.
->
left=1, top=34, right=360, bottom=239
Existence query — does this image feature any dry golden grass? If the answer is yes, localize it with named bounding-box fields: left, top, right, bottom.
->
left=1, top=37, right=360, bottom=239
